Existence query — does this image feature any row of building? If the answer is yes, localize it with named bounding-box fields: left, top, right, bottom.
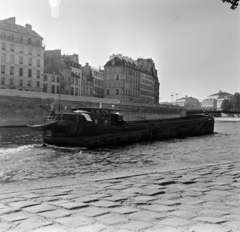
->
left=0, top=17, right=160, bottom=105
left=174, top=91, right=233, bottom=110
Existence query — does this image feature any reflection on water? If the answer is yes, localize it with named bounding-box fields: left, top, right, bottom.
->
left=0, top=123, right=239, bottom=184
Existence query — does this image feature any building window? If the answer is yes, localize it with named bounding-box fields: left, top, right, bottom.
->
left=1, top=65, right=5, bottom=74
left=37, top=70, right=40, bottom=78
left=19, top=79, right=23, bottom=86
left=106, top=89, right=110, bottom=95
left=10, top=54, right=14, bottom=63
left=11, top=44, right=14, bottom=52
left=71, top=87, right=74, bottom=95
left=20, top=46, right=23, bottom=53
left=43, top=75, right=47, bottom=81
left=57, top=76, right=59, bottom=82
left=10, top=67, right=14, bottom=75
left=51, top=85, right=55, bottom=93
left=28, top=47, right=32, bottom=55
left=1, top=53, right=6, bottom=62
left=37, top=59, right=40, bottom=67
left=10, top=78, right=14, bottom=85
left=28, top=80, right=31, bottom=87
left=37, top=49, right=40, bottom=56
left=116, top=89, right=119, bottom=95
left=28, top=58, right=32, bottom=66
left=1, top=77, right=5, bottom=84
left=10, top=34, right=14, bottom=41
left=43, top=84, right=47, bottom=92
left=52, top=75, right=55, bottom=82
left=57, top=86, right=60, bottom=94
left=116, top=74, right=120, bottom=80
left=37, top=81, right=40, bottom=88
left=1, top=32, right=6, bottom=39
left=19, top=35, right=23, bottom=42
left=28, top=69, right=32, bottom=77
left=18, top=56, right=23, bottom=64
left=2, top=42, right=6, bottom=50
left=28, top=38, right=31, bottom=44
left=19, top=68, right=23, bottom=76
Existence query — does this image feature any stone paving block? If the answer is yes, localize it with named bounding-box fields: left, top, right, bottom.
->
left=181, top=191, right=203, bottom=197
left=0, top=222, right=12, bottom=232
left=129, top=210, right=166, bottom=221
left=87, top=193, right=111, bottom=198
left=1, top=197, right=25, bottom=204
left=208, top=190, right=232, bottom=196
left=154, top=179, right=176, bottom=186
left=168, top=210, right=197, bottom=219
left=23, top=204, right=57, bottom=213
left=202, top=202, right=231, bottom=211
left=160, top=193, right=182, bottom=200
left=109, top=207, right=139, bottom=215
left=145, top=225, right=182, bottom=232
left=119, top=221, right=152, bottom=231
left=201, top=194, right=224, bottom=202
left=208, top=186, right=233, bottom=191
left=0, top=211, right=31, bottom=222
left=143, top=185, right=166, bottom=189
left=132, top=196, right=156, bottom=202
left=8, top=200, right=39, bottom=209
left=56, top=189, right=73, bottom=192
left=187, top=187, right=210, bottom=192
left=107, top=184, right=131, bottom=190
left=75, top=223, right=107, bottom=232
left=200, top=209, right=230, bottom=217
left=32, top=225, right=69, bottom=232
left=189, top=223, right=232, bottom=232
left=177, top=204, right=204, bottom=212
left=122, top=187, right=147, bottom=194
left=77, top=206, right=109, bottom=217
left=193, top=216, right=226, bottom=224
left=39, top=209, right=71, bottom=219
left=184, top=199, right=205, bottom=205
left=47, top=200, right=69, bottom=206
left=153, top=199, right=180, bottom=206
left=90, top=200, right=121, bottom=208
left=157, top=217, right=192, bottom=227
left=34, top=197, right=61, bottom=202
left=55, top=215, right=94, bottom=227
left=225, top=214, right=240, bottom=221
left=137, top=189, right=165, bottom=196
left=141, top=204, right=175, bottom=213
left=0, top=203, right=6, bottom=209
left=96, top=213, right=129, bottom=225
left=59, top=202, right=88, bottom=210
left=58, top=194, right=78, bottom=200
left=18, top=193, right=41, bottom=199
left=0, top=207, right=20, bottom=215
left=15, top=216, right=53, bottom=231
left=103, top=196, right=128, bottom=202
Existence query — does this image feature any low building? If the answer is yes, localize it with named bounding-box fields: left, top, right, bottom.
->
left=201, top=90, right=233, bottom=110
left=176, top=96, right=201, bottom=109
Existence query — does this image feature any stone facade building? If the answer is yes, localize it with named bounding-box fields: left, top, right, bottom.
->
left=176, top=96, right=201, bottom=109
left=104, top=54, right=159, bottom=104
left=82, top=63, right=104, bottom=98
left=0, top=17, right=44, bottom=92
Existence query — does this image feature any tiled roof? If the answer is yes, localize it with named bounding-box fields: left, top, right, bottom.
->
left=0, top=19, right=42, bottom=38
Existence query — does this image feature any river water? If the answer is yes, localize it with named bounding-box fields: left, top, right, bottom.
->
left=0, top=122, right=239, bottom=186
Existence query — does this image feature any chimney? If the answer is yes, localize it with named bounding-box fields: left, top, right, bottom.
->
left=86, top=62, right=89, bottom=66
left=4, top=17, right=15, bottom=25
left=25, top=24, right=32, bottom=30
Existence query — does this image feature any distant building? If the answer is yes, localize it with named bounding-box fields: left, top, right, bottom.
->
left=0, top=17, right=44, bottom=91
left=176, top=96, right=201, bottom=109
left=104, top=54, right=160, bottom=104
left=201, top=90, right=233, bottom=110
left=82, top=63, right=104, bottom=98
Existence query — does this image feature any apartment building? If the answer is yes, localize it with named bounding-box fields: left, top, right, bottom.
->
left=82, top=63, right=104, bottom=98
left=0, top=17, right=44, bottom=91
left=104, top=54, right=159, bottom=104
left=44, top=50, right=81, bottom=96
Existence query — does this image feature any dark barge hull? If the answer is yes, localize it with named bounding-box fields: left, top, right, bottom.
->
left=42, top=114, right=214, bottom=148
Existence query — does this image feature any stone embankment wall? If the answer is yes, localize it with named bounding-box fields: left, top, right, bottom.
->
left=0, top=90, right=185, bottom=127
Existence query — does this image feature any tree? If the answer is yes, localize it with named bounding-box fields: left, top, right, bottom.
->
left=222, top=0, right=239, bottom=10
left=221, top=92, right=240, bottom=111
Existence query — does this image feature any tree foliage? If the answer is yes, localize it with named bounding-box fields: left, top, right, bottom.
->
left=221, top=92, right=240, bottom=110
left=222, top=0, right=239, bottom=10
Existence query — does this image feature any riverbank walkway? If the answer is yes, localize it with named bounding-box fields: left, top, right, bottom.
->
left=1, top=161, right=240, bottom=232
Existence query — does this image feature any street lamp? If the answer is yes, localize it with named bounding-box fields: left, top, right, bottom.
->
left=171, top=94, right=173, bottom=103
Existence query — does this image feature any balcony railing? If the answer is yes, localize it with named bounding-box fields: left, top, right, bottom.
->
left=0, top=34, right=45, bottom=48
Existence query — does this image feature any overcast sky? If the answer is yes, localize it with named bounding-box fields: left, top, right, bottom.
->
left=1, top=0, right=239, bottom=102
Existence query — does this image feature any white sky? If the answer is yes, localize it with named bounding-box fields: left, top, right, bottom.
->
left=1, top=0, right=239, bottom=102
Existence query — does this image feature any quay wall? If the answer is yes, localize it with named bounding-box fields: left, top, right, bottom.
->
left=0, top=89, right=185, bottom=127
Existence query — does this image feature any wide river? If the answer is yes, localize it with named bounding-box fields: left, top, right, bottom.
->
left=0, top=122, right=239, bottom=187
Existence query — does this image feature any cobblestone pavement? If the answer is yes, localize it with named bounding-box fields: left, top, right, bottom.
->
left=1, top=161, right=240, bottom=232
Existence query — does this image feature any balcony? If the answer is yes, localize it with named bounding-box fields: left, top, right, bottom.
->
left=0, top=34, right=45, bottom=48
